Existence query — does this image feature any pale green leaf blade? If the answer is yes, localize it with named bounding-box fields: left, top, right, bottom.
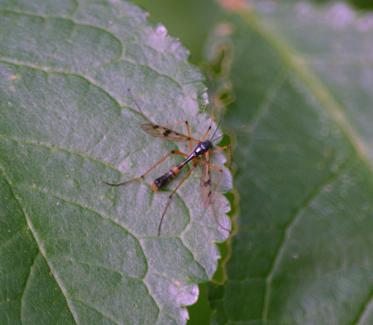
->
left=0, top=1, right=231, bottom=323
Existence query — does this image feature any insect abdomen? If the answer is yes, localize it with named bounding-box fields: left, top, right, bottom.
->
left=151, top=172, right=171, bottom=191
left=151, top=167, right=181, bottom=191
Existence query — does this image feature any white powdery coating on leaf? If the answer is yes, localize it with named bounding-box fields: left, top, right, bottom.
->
left=155, top=24, right=168, bottom=37
left=325, top=3, right=355, bottom=29
left=201, top=91, right=210, bottom=108
left=357, top=14, right=373, bottom=32
left=146, top=23, right=188, bottom=60
left=295, top=2, right=356, bottom=30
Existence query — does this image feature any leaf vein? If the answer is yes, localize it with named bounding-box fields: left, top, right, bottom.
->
left=244, top=13, right=373, bottom=171
left=20, top=252, right=40, bottom=323
left=28, top=184, right=148, bottom=278
left=352, top=288, right=373, bottom=324
left=0, top=6, right=196, bottom=85
left=0, top=134, right=118, bottom=172
left=69, top=298, right=119, bottom=325
left=248, top=70, right=288, bottom=136
left=0, top=165, right=80, bottom=324
left=0, top=56, right=183, bottom=125
left=0, top=8, right=124, bottom=63
left=261, top=158, right=351, bottom=321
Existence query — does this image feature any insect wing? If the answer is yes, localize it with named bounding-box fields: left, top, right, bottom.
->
left=141, top=123, right=193, bottom=142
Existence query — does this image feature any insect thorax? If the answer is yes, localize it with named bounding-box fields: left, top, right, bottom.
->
left=195, top=140, right=213, bottom=156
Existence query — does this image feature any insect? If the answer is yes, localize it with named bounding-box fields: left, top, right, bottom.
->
left=104, top=100, right=230, bottom=235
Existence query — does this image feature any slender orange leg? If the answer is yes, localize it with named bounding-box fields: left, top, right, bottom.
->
left=184, top=120, right=201, bottom=167
left=201, top=124, right=212, bottom=141
left=167, top=119, right=196, bottom=150
left=103, top=150, right=187, bottom=186
left=201, top=153, right=230, bottom=233
left=209, top=161, right=228, bottom=197
left=140, top=150, right=187, bottom=179
left=209, top=164, right=230, bottom=232
left=212, top=145, right=229, bottom=151
left=202, top=151, right=212, bottom=203
left=212, top=144, right=232, bottom=168
left=158, top=164, right=197, bottom=236
left=184, top=120, right=194, bottom=152
left=162, top=119, right=200, bottom=144
left=168, top=119, right=188, bottom=129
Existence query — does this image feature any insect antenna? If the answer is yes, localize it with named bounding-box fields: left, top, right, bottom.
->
left=210, top=119, right=221, bottom=140
left=211, top=133, right=224, bottom=144
left=210, top=116, right=228, bottom=144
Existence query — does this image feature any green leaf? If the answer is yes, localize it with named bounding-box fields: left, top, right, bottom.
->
left=0, top=1, right=231, bottom=323
left=207, top=1, right=373, bottom=324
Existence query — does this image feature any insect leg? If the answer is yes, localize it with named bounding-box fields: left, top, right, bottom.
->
left=140, top=150, right=187, bottom=179
left=183, top=120, right=200, bottom=167
left=158, top=164, right=197, bottom=236
left=201, top=154, right=230, bottom=233
left=200, top=124, right=212, bottom=141
left=103, top=150, right=187, bottom=186
left=212, top=144, right=232, bottom=168
left=171, top=120, right=199, bottom=148
left=183, top=120, right=194, bottom=152
left=201, top=152, right=213, bottom=207
left=209, top=163, right=224, bottom=193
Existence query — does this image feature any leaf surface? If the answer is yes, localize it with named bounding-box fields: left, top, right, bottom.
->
left=207, top=1, right=373, bottom=324
left=0, top=0, right=231, bottom=323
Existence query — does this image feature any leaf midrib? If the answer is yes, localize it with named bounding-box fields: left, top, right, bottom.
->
left=243, top=11, right=371, bottom=172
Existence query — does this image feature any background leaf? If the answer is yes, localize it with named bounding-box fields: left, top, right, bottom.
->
left=207, top=1, right=373, bottom=324
left=0, top=0, right=231, bottom=323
